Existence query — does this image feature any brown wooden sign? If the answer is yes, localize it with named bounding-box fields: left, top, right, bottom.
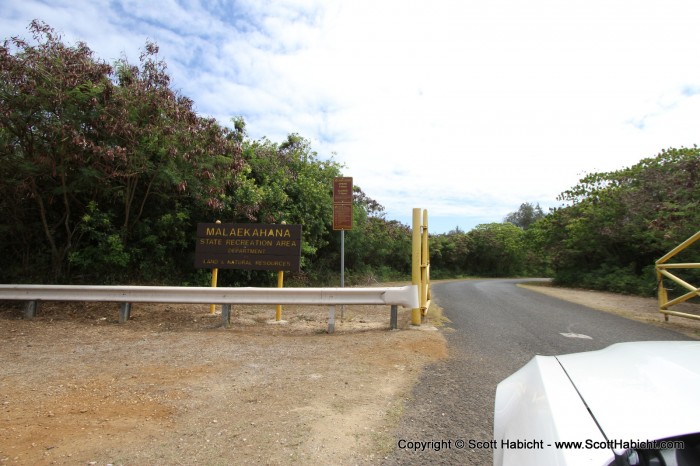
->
left=333, top=203, right=353, bottom=231
left=333, top=177, right=353, bottom=230
left=333, top=177, right=353, bottom=203
left=194, top=223, right=302, bottom=271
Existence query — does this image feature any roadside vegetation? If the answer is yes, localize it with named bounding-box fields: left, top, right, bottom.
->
left=431, top=149, right=700, bottom=296
left=1, top=22, right=698, bottom=296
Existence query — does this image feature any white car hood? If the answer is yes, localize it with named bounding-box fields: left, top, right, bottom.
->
left=494, top=341, right=700, bottom=466
left=556, top=340, right=700, bottom=443
left=494, top=355, right=611, bottom=466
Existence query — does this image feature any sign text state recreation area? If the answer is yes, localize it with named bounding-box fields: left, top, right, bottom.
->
left=194, top=223, right=302, bottom=271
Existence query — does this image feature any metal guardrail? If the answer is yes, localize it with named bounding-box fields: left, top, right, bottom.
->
left=656, top=230, right=700, bottom=322
left=0, top=284, right=419, bottom=332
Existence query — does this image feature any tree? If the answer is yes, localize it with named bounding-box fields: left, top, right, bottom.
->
left=467, top=223, right=525, bottom=276
left=342, top=205, right=411, bottom=280
left=0, top=21, right=115, bottom=279
left=430, top=229, right=472, bottom=277
left=230, top=133, right=344, bottom=285
left=107, top=48, right=246, bottom=238
left=504, top=202, right=545, bottom=229
left=0, top=22, right=246, bottom=282
left=541, top=147, right=700, bottom=294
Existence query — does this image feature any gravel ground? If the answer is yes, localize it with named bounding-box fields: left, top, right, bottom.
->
left=0, top=301, right=446, bottom=465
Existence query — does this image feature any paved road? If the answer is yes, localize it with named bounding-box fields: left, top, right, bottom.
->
left=382, top=279, right=691, bottom=466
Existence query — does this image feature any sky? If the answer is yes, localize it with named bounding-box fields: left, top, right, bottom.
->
left=3, top=0, right=700, bottom=233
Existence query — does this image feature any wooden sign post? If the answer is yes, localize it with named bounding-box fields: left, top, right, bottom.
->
left=333, top=177, right=353, bottom=321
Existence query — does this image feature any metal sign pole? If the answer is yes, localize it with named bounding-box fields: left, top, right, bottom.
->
left=340, top=229, right=345, bottom=322
left=333, top=176, right=353, bottom=324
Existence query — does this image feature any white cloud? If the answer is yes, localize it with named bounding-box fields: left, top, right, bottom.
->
left=3, top=0, right=700, bottom=233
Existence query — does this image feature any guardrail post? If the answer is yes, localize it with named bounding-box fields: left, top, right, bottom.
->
left=390, top=305, right=398, bottom=330
left=328, top=305, right=335, bottom=333
left=25, top=300, right=38, bottom=319
left=119, top=303, right=132, bottom=323
left=222, top=304, right=231, bottom=328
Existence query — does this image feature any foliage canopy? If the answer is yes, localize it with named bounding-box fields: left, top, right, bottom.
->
left=1, top=21, right=697, bottom=294
left=0, top=22, right=412, bottom=285
left=539, top=147, right=700, bottom=295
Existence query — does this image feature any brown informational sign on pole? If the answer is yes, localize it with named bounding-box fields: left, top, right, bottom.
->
left=194, top=223, right=302, bottom=271
left=333, top=176, right=353, bottom=297
left=333, top=177, right=353, bottom=203
left=333, top=203, right=353, bottom=231
left=333, top=177, right=353, bottom=230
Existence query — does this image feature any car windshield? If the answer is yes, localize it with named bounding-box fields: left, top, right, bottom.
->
left=610, top=433, right=700, bottom=466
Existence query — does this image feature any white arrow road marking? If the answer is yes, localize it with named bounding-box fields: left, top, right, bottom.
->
left=560, top=332, right=593, bottom=339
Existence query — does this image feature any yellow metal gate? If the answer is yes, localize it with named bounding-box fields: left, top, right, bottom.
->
left=656, top=230, right=700, bottom=321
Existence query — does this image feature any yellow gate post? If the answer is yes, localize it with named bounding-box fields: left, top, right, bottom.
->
left=657, top=269, right=668, bottom=313
left=209, top=219, right=221, bottom=314
left=275, top=220, right=287, bottom=321
left=412, top=208, right=422, bottom=326
left=276, top=270, right=284, bottom=321
left=420, top=209, right=430, bottom=320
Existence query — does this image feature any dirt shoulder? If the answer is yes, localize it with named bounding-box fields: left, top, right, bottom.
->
left=520, top=282, right=700, bottom=339
left=0, top=301, right=447, bottom=465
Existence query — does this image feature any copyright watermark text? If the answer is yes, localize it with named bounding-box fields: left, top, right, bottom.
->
left=397, top=438, right=685, bottom=452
